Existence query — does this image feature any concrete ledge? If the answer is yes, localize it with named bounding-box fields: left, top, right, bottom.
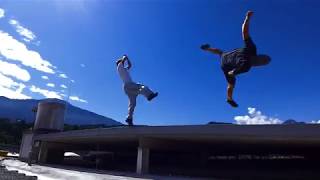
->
left=33, top=124, right=320, bottom=145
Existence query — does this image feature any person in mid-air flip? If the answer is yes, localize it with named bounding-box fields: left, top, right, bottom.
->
left=201, top=11, right=271, bottom=107
left=116, top=55, right=158, bottom=126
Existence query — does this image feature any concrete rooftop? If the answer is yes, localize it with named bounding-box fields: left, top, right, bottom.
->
left=33, top=124, right=320, bottom=145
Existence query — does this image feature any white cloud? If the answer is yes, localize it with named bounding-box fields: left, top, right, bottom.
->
left=0, top=73, right=30, bottom=99
left=9, top=19, right=36, bottom=42
left=0, top=31, right=55, bottom=73
left=0, top=73, right=23, bottom=89
left=46, top=83, right=55, bottom=88
left=0, top=8, right=4, bottom=18
left=0, top=12, right=81, bottom=102
left=29, top=85, right=62, bottom=99
left=234, top=107, right=282, bottom=125
left=0, top=14, right=80, bottom=101
left=0, top=60, right=31, bottom=81
left=69, top=96, right=87, bottom=103
left=41, top=75, right=49, bottom=80
left=59, top=73, right=68, bottom=78
left=0, top=86, right=31, bottom=99
left=70, top=79, right=75, bottom=83
left=310, top=120, right=320, bottom=124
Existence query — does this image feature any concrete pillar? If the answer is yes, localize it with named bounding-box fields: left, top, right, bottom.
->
left=38, top=142, right=48, bottom=163
left=136, top=146, right=150, bottom=174
left=19, top=132, right=34, bottom=161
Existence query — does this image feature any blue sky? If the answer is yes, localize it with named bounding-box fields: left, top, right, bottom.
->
left=0, top=0, right=319, bottom=125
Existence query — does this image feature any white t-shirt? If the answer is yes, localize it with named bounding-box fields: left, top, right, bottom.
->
left=117, top=62, right=133, bottom=83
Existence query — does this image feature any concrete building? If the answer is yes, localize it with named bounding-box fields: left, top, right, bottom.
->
left=19, top=102, right=320, bottom=178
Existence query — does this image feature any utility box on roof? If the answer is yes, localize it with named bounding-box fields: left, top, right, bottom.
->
left=34, top=101, right=66, bottom=132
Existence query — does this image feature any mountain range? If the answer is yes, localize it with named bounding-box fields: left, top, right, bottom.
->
left=0, top=96, right=122, bottom=126
left=1, top=96, right=311, bottom=126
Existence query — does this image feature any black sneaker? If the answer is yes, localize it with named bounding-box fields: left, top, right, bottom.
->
left=125, top=118, right=133, bottom=126
left=147, top=92, right=158, bottom=101
left=227, top=99, right=238, bottom=108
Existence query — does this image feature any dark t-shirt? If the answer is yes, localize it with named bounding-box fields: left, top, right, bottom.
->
left=221, top=37, right=257, bottom=85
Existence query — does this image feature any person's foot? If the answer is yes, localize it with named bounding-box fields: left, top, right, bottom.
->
left=227, top=99, right=239, bottom=108
left=147, top=92, right=158, bottom=101
left=125, top=118, right=133, bottom=126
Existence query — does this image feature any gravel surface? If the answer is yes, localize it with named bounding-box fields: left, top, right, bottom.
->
left=1, top=159, right=213, bottom=180
left=1, top=162, right=37, bottom=180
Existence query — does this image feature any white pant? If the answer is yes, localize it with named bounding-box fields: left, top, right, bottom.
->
left=124, top=82, right=154, bottom=119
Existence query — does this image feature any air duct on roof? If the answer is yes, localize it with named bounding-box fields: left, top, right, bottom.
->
left=34, top=101, right=66, bottom=133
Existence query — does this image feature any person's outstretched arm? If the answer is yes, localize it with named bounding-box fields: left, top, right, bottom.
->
left=206, top=48, right=223, bottom=56
left=242, top=11, right=253, bottom=40
left=201, top=44, right=223, bottom=56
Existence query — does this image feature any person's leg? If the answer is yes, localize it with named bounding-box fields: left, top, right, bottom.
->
left=226, top=83, right=238, bottom=107
left=227, top=84, right=234, bottom=101
left=223, top=72, right=238, bottom=108
left=137, top=83, right=158, bottom=101
left=242, top=11, right=257, bottom=56
left=242, top=11, right=254, bottom=42
left=244, top=37, right=257, bottom=56
left=126, top=94, right=137, bottom=125
left=124, top=83, right=140, bottom=125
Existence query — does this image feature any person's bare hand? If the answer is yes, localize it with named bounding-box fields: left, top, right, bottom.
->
left=200, top=44, right=210, bottom=50
left=246, top=11, right=253, bottom=18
